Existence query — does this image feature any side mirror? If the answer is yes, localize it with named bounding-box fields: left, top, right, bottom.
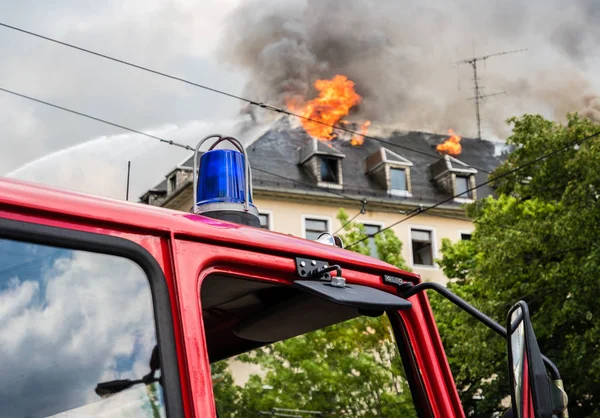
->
left=507, top=301, right=566, bottom=418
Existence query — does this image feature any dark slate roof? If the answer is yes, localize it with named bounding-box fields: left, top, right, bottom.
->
left=142, top=178, right=168, bottom=194
left=146, top=118, right=506, bottom=207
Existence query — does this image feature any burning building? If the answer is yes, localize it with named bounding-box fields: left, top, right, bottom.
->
left=140, top=116, right=504, bottom=284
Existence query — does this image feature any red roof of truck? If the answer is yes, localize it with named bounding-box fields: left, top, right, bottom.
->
left=0, top=177, right=419, bottom=281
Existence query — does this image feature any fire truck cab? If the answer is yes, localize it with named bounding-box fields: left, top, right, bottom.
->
left=0, top=136, right=567, bottom=418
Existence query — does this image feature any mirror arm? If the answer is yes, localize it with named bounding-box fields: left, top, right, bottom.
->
left=401, top=282, right=561, bottom=380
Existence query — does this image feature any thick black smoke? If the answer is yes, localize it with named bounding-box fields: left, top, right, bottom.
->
left=220, top=0, right=600, bottom=138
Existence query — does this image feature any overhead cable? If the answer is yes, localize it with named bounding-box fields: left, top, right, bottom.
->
left=347, top=128, right=600, bottom=248
left=0, top=21, right=492, bottom=173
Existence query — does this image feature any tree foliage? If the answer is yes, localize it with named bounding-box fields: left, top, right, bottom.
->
left=211, top=209, right=417, bottom=417
left=432, top=113, right=600, bottom=417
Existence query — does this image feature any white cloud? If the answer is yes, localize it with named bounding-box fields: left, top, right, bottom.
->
left=5, top=117, right=265, bottom=200
left=0, top=0, right=246, bottom=185
left=0, top=241, right=158, bottom=417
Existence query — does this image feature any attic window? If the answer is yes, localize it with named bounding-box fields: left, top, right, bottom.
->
left=390, top=168, right=408, bottom=192
left=169, top=174, right=177, bottom=193
left=298, top=139, right=345, bottom=189
left=320, top=157, right=339, bottom=183
left=428, top=154, right=478, bottom=201
left=455, top=175, right=472, bottom=199
left=365, top=148, right=413, bottom=197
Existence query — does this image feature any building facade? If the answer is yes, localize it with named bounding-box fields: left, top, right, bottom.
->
left=141, top=119, right=504, bottom=284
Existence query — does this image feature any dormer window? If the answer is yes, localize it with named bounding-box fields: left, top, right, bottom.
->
left=455, top=175, right=471, bottom=199
left=365, top=147, right=413, bottom=197
left=390, top=168, right=408, bottom=192
left=168, top=174, right=177, bottom=193
left=298, top=138, right=345, bottom=189
left=320, top=157, right=339, bottom=183
left=428, top=155, right=477, bottom=202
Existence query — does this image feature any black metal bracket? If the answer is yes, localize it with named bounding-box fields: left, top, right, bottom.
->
left=296, top=257, right=333, bottom=280
left=383, top=275, right=415, bottom=291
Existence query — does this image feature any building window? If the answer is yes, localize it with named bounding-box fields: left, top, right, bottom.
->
left=363, top=224, right=381, bottom=258
left=461, top=233, right=472, bottom=241
left=304, top=218, right=329, bottom=240
left=455, top=175, right=472, bottom=198
left=259, top=213, right=270, bottom=230
left=0, top=237, right=165, bottom=417
left=390, top=168, right=407, bottom=191
left=411, top=229, right=434, bottom=266
left=320, top=157, right=338, bottom=183
left=169, top=174, right=177, bottom=193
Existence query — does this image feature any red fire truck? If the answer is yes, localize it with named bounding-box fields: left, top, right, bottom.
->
left=0, top=135, right=567, bottom=417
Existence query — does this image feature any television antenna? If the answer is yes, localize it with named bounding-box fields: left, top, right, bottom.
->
left=452, top=48, right=526, bottom=139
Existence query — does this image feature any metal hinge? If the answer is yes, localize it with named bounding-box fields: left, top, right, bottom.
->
left=383, top=275, right=414, bottom=291
left=296, top=257, right=331, bottom=280
left=295, top=258, right=347, bottom=288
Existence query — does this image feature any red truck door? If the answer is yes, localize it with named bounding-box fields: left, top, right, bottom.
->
left=0, top=215, right=188, bottom=417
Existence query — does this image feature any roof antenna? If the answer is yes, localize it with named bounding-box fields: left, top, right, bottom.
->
left=451, top=48, right=526, bottom=139
left=126, top=161, right=131, bottom=201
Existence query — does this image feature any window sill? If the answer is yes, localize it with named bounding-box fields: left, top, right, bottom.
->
left=389, top=189, right=412, bottom=197
left=412, top=263, right=439, bottom=270
left=317, top=181, right=343, bottom=190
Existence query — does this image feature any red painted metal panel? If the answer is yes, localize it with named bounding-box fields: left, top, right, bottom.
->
left=170, top=239, right=298, bottom=417
left=171, top=237, right=465, bottom=417
left=400, top=293, right=466, bottom=417
left=0, top=177, right=468, bottom=417
left=0, top=177, right=418, bottom=282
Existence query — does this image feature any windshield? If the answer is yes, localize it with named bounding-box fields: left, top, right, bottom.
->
left=212, top=315, right=418, bottom=417
left=201, top=273, right=418, bottom=417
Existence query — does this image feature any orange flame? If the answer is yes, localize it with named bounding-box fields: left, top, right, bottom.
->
left=287, top=74, right=370, bottom=145
left=436, top=129, right=462, bottom=156
left=351, top=120, right=371, bottom=146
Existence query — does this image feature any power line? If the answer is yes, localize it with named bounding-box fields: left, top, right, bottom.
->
left=0, top=85, right=391, bottom=208
left=0, top=21, right=494, bottom=174
left=0, top=87, right=194, bottom=151
left=347, top=128, right=600, bottom=248
left=333, top=200, right=367, bottom=235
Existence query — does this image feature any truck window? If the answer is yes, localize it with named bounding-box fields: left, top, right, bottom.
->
left=201, top=274, right=419, bottom=417
left=0, top=237, right=165, bottom=417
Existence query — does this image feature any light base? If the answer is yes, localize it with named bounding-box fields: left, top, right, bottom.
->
left=195, top=201, right=260, bottom=227
left=200, top=210, right=261, bottom=227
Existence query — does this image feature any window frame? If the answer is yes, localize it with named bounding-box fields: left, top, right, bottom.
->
left=390, top=167, right=408, bottom=191
left=409, top=226, right=438, bottom=269
left=360, top=221, right=385, bottom=258
left=319, top=156, right=340, bottom=184
left=258, top=211, right=273, bottom=231
left=199, top=267, right=432, bottom=418
left=458, top=230, right=473, bottom=241
left=454, top=174, right=473, bottom=201
left=0, top=217, right=184, bottom=418
left=169, top=174, right=177, bottom=193
left=301, top=215, right=332, bottom=240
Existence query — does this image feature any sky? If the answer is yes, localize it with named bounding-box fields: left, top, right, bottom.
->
left=1, top=0, right=599, bottom=201
left=0, top=238, right=160, bottom=417
left=0, top=0, right=249, bottom=200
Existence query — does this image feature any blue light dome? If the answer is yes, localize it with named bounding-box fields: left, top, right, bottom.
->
left=192, top=135, right=260, bottom=227
left=196, top=149, right=254, bottom=206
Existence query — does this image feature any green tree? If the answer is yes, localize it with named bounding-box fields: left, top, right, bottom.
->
left=213, top=209, right=416, bottom=417
left=211, top=361, right=240, bottom=416
left=433, top=113, right=600, bottom=417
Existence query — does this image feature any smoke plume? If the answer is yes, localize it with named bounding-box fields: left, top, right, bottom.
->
left=219, top=0, right=600, bottom=139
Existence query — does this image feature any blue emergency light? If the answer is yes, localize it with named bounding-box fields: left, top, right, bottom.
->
left=192, top=135, right=260, bottom=227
